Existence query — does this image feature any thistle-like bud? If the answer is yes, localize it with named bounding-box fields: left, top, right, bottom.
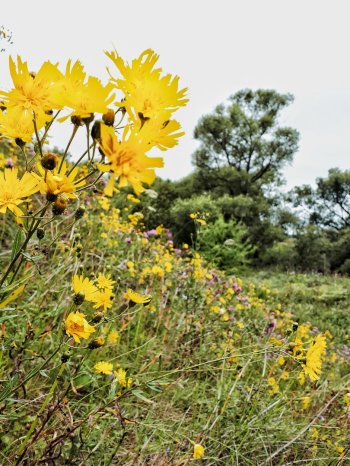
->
left=292, top=322, right=299, bottom=332
left=82, top=113, right=94, bottom=125
left=102, top=109, right=115, bottom=126
left=41, top=153, right=58, bottom=170
left=46, top=192, right=58, bottom=202
left=36, top=228, right=45, bottom=240
left=92, top=312, right=104, bottom=323
left=71, top=115, right=83, bottom=126
left=15, top=138, right=25, bottom=148
left=52, top=198, right=68, bottom=215
left=75, top=206, right=85, bottom=220
left=61, top=352, right=70, bottom=362
left=88, top=336, right=105, bottom=349
left=91, top=121, right=101, bottom=141
left=73, top=292, right=85, bottom=306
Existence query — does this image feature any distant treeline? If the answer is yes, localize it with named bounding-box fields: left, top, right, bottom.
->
left=133, top=89, right=350, bottom=274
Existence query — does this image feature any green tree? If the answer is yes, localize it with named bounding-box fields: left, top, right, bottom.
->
left=193, top=89, right=299, bottom=193
left=291, top=168, right=350, bottom=230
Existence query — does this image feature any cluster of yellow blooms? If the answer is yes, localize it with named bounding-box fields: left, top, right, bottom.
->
left=0, top=49, right=188, bottom=222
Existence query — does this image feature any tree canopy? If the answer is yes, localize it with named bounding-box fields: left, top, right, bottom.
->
left=193, top=89, right=299, bottom=193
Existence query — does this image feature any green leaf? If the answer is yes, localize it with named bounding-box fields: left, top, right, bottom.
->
left=131, top=389, right=154, bottom=404
left=10, top=229, right=24, bottom=263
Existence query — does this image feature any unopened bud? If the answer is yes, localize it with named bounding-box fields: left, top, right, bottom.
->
left=52, top=198, right=68, bottom=215
left=82, top=113, right=94, bottom=125
left=71, top=115, right=83, bottom=126
left=73, top=292, right=85, bottom=306
left=15, top=138, right=25, bottom=148
left=46, top=192, right=58, bottom=202
left=92, top=312, right=104, bottom=323
left=36, top=228, right=45, bottom=240
left=41, top=153, right=58, bottom=170
left=75, top=206, right=85, bottom=220
left=88, top=337, right=105, bottom=349
left=61, top=352, right=70, bottom=362
left=102, top=109, right=115, bottom=126
left=91, top=121, right=101, bottom=141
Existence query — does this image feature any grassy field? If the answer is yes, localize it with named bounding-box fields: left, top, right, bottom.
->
left=243, top=270, right=350, bottom=343
left=1, top=197, right=350, bottom=464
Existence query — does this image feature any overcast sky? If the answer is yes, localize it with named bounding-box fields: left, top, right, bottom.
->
left=2, top=0, right=350, bottom=190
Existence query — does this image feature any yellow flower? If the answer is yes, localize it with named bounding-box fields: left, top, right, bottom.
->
left=114, top=367, right=127, bottom=387
left=65, top=311, right=95, bottom=343
left=91, top=289, right=114, bottom=310
left=0, top=108, right=46, bottom=142
left=107, top=330, right=120, bottom=344
left=98, top=196, right=110, bottom=210
left=267, top=377, right=276, bottom=386
left=106, top=48, right=188, bottom=122
left=72, top=275, right=98, bottom=302
left=36, top=160, right=85, bottom=198
left=124, top=288, right=151, bottom=304
left=136, top=115, right=185, bottom=151
left=278, top=356, right=285, bottom=366
left=51, top=59, right=114, bottom=119
left=1, top=56, right=62, bottom=119
left=302, top=396, right=311, bottom=409
left=0, top=168, right=40, bottom=217
left=127, top=193, right=140, bottom=204
left=193, top=444, right=205, bottom=460
left=94, top=361, right=113, bottom=375
left=96, top=273, right=115, bottom=290
left=303, top=334, right=327, bottom=381
left=98, top=124, right=163, bottom=196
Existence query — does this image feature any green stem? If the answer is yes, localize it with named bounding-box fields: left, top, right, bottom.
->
left=67, top=143, right=94, bottom=176
left=59, top=125, right=79, bottom=172
left=16, top=363, right=66, bottom=460
left=33, top=115, right=43, bottom=158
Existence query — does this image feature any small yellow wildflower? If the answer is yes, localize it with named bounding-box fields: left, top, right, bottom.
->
left=115, top=367, right=127, bottom=387
left=0, top=168, right=40, bottom=217
left=96, top=273, right=115, bottom=290
left=124, top=288, right=151, bottom=304
left=0, top=107, right=46, bottom=142
left=1, top=56, right=62, bottom=118
left=278, top=356, right=285, bottom=366
left=91, top=289, right=114, bottom=311
left=107, top=330, right=120, bottom=344
left=303, top=334, right=327, bottom=381
left=36, top=160, right=85, bottom=199
left=106, top=48, right=188, bottom=122
left=72, top=275, right=98, bottom=302
left=193, top=444, right=204, bottom=460
left=65, top=311, right=95, bottom=343
left=94, top=361, right=113, bottom=375
left=302, top=396, right=311, bottom=409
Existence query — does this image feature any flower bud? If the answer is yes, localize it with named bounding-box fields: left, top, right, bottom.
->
left=52, top=198, right=68, bottom=215
left=92, top=312, right=104, bottom=323
left=15, top=138, right=25, bottom=148
left=91, top=121, right=101, bottom=141
left=71, top=115, right=83, bottom=126
left=73, top=292, right=85, bottom=306
left=61, top=352, right=70, bottom=362
left=46, top=192, right=58, bottom=202
left=82, top=113, right=94, bottom=125
left=88, top=336, right=105, bottom=349
left=102, top=109, right=115, bottom=126
left=41, top=153, right=58, bottom=170
left=36, top=228, right=45, bottom=240
left=75, top=206, right=85, bottom=220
